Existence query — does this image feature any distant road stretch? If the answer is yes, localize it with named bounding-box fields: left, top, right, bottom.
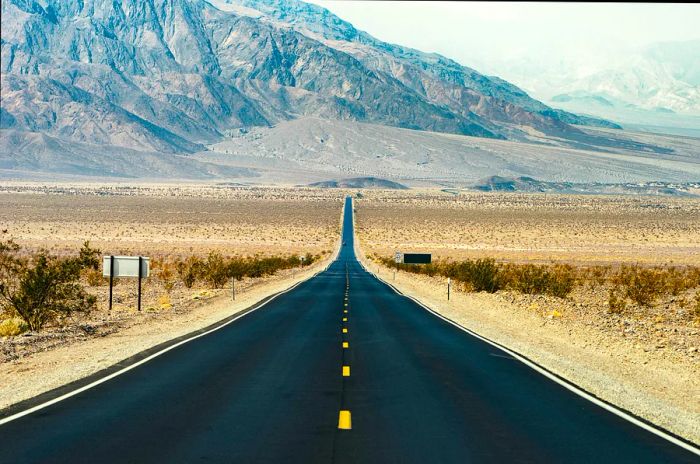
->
left=1, top=197, right=698, bottom=463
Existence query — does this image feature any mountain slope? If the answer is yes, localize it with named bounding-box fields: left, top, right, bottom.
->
left=1, top=0, right=620, bottom=175
left=203, top=117, right=700, bottom=185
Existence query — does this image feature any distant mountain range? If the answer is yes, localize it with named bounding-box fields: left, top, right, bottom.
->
left=470, top=40, right=700, bottom=135
left=1, top=0, right=619, bottom=166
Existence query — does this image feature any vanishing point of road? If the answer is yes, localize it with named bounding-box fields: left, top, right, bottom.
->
left=1, top=197, right=698, bottom=463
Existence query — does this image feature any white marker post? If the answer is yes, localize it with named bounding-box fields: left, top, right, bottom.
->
left=447, top=277, right=451, bottom=301
left=103, top=256, right=150, bottom=312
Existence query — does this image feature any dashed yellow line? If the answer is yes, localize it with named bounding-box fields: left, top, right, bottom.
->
left=344, top=309, right=348, bottom=313
left=342, top=365, right=350, bottom=377
left=342, top=328, right=348, bottom=334
left=342, top=317, right=348, bottom=322
left=338, top=410, right=352, bottom=429
left=342, top=341, right=349, bottom=348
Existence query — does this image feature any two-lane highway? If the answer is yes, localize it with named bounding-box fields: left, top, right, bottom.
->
left=1, top=197, right=698, bottom=463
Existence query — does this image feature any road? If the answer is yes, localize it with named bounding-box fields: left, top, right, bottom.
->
left=1, top=197, right=698, bottom=463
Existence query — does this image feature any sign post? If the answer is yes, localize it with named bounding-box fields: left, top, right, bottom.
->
left=103, top=256, right=150, bottom=312
left=447, top=277, right=451, bottom=301
left=109, top=255, right=115, bottom=312
left=137, top=256, right=143, bottom=311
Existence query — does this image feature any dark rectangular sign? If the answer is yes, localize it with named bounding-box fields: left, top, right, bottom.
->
left=402, top=253, right=431, bottom=264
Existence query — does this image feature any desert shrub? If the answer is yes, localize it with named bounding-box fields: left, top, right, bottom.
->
left=157, top=261, right=176, bottom=293
left=583, top=266, right=611, bottom=289
left=661, top=267, right=700, bottom=295
left=0, top=240, right=96, bottom=331
left=502, top=264, right=576, bottom=298
left=608, top=287, right=626, bottom=314
left=614, top=265, right=664, bottom=307
left=227, top=259, right=249, bottom=282
left=0, top=317, right=29, bottom=336
left=84, top=268, right=105, bottom=287
left=201, top=252, right=230, bottom=288
left=174, top=252, right=318, bottom=289
left=451, top=259, right=501, bottom=293
left=176, top=256, right=203, bottom=288
left=78, top=241, right=101, bottom=270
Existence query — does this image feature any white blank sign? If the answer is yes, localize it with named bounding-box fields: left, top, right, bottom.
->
left=103, top=256, right=150, bottom=278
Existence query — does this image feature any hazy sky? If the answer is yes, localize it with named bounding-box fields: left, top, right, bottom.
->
left=305, top=1, right=700, bottom=70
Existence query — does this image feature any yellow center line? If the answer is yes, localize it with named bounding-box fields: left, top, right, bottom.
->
left=342, top=365, right=350, bottom=377
left=344, top=309, right=348, bottom=313
left=342, top=341, right=349, bottom=348
left=342, top=328, right=348, bottom=333
left=342, top=317, right=347, bottom=322
left=338, top=410, right=352, bottom=429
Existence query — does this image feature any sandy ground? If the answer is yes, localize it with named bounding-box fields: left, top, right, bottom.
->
left=0, top=240, right=336, bottom=412
left=0, top=186, right=343, bottom=257
left=355, top=190, right=700, bottom=266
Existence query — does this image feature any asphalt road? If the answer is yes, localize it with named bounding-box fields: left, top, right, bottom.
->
left=0, top=197, right=698, bottom=463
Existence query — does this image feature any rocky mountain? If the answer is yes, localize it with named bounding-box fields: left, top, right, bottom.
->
left=1, top=0, right=622, bottom=178
left=472, top=40, right=700, bottom=135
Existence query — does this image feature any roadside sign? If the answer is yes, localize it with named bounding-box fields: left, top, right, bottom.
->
left=103, top=256, right=150, bottom=278
left=394, top=251, right=403, bottom=263
left=103, top=256, right=149, bottom=312
left=402, top=253, right=431, bottom=264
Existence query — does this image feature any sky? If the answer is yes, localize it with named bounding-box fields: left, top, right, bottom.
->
left=304, top=1, right=700, bottom=72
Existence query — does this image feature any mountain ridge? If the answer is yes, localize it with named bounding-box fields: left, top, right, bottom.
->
left=1, top=0, right=620, bottom=166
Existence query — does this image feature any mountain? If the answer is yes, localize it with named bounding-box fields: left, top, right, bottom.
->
left=201, top=117, right=700, bottom=186
left=307, top=177, right=408, bottom=189
left=472, top=40, right=700, bottom=135
left=0, top=0, right=624, bottom=179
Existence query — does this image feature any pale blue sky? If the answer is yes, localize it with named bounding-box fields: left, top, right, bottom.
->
left=305, top=1, right=700, bottom=69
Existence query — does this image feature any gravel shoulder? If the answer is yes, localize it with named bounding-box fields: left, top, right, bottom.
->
left=0, top=257, right=331, bottom=412
left=357, top=253, right=700, bottom=446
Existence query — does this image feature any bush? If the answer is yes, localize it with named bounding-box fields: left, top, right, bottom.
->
left=174, top=252, right=319, bottom=289
left=608, top=287, right=626, bottom=314
left=202, top=252, right=230, bottom=288
left=176, top=256, right=203, bottom=288
left=0, top=240, right=96, bottom=331
left=376, top=255, right=576, bottom=298
left=502, top=263, right=576, bottom=298
left=157, top=262, right=176, bottom=293
left=85, top=268, right=105, bottom=287
left=0, top=317, right=28, bottom=336
left=614, top=265, right=664, bottom=307
left=447, top=259, right=501, bottom=293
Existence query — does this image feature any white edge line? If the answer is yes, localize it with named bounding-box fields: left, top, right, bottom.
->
left=355, top=253, right=700, bottom=455
left=0, top=202, right=347, bottom=427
